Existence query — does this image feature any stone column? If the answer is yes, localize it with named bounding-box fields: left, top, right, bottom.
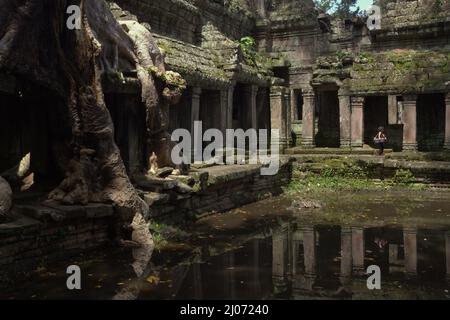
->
left=191, top=87, right=202, bottom=161
left=402, top=94, right=418, bottom=151
left=227, top=83, right=236, bottom=129
left=403, top=227, right=418, bottom=276
left=352, top=227, right=365, bottom=274
left=302, top=88, right=316, bottom=148
left=270, top=86, right=288, bottom=152
left=245, top=85, right=258, bottom=130
left=290, top=89, right=298, bottom=121
left=388, top=95, right=398, bottom=125
left=220, top=89, right=228, bottom=135
left=444, top=93, right=450, bottom=150
left=351, top=96, right=365, bottom=148
left=339, top=90, right=351, bottom=148
left=191, top=87, right=202, bottom=132
left=285, top=90, right=292, bottom=146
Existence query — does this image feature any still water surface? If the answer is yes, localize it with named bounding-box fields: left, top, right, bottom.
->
left=2, top=191, right=450, bottom=300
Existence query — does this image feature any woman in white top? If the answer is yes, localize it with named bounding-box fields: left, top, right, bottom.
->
left=374, top=126, right=387, bottom=155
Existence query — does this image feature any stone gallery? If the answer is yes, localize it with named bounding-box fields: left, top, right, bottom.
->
left=1, top=0, right=450, bottom=301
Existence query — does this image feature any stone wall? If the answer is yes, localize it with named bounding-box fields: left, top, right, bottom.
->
left=0, top=204, right=114, bottom=284
left=0, top=161, right=293, bottom=279
left=141, top=161, right=293, bottom=222
left=379, top=0, right=450, bottom=29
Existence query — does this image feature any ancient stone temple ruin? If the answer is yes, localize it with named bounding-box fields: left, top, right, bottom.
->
left=0, top=0, right=449, bottom=273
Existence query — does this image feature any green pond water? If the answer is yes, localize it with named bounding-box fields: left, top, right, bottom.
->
left=1, top=190, right=450, bottom=300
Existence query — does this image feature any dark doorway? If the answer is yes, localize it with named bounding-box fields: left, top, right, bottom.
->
left=233, top=84, right=246, bottom=130
left=417, top=93, right=445, bottom=151
left=364, top=96, right=388, bottom=148
left=316, top=90, right=340, bottom=147
left=105, top=93, right=147, bottom=174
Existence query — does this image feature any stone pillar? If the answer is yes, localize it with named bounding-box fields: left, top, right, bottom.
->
left=351, top=96, right=365, bottom=148
left=290, top=89, right=298, bottom=121
left=191, top=87, right=202, bottom=132
left=444, top=93, right=450, bottom=150
left=245, top=85, right=258, bottom=130
left=339, top=90, right=351, bottom=148
left=284, top=90, right=292, bottom=146
left=388, top=95, right=398, bottom=125
left=402, top=94, right=418, bottom=151
left=220, top=89, right=228, bottom=135
left=403, top=227, right=418, bottom=276
left=352, top=227, right=365, bottom=274
left=446, top=231, right=450, bottom=282
left=302, top=89, right=316, bottom=148
left=270, top=86, right=288, bottom=152
left=227, top=83, right=236, bottom=130
left=191, top=87, right=202, bottom=161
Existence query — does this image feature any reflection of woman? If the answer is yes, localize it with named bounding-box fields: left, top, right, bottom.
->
left=374, top=127, right=387, bottom=155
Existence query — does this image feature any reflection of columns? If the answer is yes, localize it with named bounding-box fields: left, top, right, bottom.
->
left=270, top=86, right=288, bottom=152
left=340, top=227, right=352, bottom=283
left=245, top=85, right=258, bottom=130
left=339, top=90, right=351, bottom=148
left=402, top=95, right=418, bottom=151
left=253, top=239, right=261, bottom=296
left=444, top=93, right=450, bottom=150
left=352, top=227, right=365, bottom=273
left=272, top=226, right=288, bottom=294
left=224, top=251, right=236, bottom=299
left=403, top=227, right=418, bottom=276
left=302, top=226, right=316, bottom=291
left=193, top=262, right=203, bottom=299
left=351, top=96, right=365, bottom=148
left=302, top=226, right=316, bottom=275
left=445, top=232, right=450, bottom=281
left=302, top=89, right=316, bottom=148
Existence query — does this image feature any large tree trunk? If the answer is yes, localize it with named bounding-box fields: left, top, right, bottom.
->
left=0, top=0, right=169, bottom=245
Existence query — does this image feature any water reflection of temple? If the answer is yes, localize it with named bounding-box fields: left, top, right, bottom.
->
left=159, top=223, right=450, bottom=300
left=271, top=223, right=450, bottom=299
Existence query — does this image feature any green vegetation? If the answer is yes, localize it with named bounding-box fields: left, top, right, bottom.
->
left=148, top=66, right=187, bottom=89
left=392, top=169, right=416, bottom=185
left=285, top=159, right=425, bottom=195
left=149, top=222, right=189, bottom=250
left=238, top=36, right=272, bottom=72
left=314, top=0, right=362, bottom=19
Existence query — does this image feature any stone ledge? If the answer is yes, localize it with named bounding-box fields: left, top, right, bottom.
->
left=14, top=203, right=114, bottom=223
